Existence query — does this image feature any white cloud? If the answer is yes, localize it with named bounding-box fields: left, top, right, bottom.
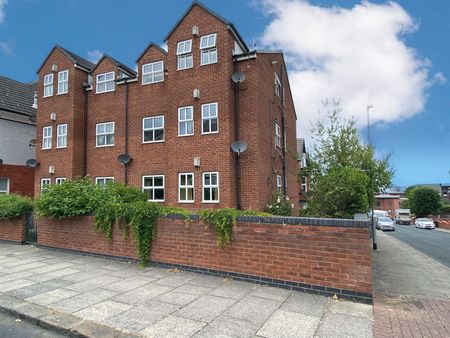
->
left=258, top=0, right=440, bottom=141
left=0, top=0, right=6, bottom=23
left=86, top=49, right=103, bottom=63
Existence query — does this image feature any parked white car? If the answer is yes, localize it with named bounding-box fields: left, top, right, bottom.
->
left=376, top=217, right=396, bottom=231
left=415, top=218, right=436, bottom=229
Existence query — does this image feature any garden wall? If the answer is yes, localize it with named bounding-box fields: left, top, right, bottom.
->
left=36, top=215, right=372, bottom=303
left=0, top=217, right=25, bottom=243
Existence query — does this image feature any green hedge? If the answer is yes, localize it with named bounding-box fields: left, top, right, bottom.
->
left=0, top=194, right=34, bottom=220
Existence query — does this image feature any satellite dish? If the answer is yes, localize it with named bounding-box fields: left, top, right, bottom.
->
left=231, top=141, right=248, bottom=154
left=26, top=159, right=39, bottom=168
left=231, top=72, right=246, bottom=83
left=117, top=153, right=132, bottom=164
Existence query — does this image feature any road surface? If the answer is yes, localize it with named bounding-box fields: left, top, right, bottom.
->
left=382, top=225, right=450, bottom=268
left=0, top=311, right=65, bottom=338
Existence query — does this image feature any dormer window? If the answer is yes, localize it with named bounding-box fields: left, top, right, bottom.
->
left=177, top=39, right=193, bottom=70
left=96, top=71, right=115, bottom=93
left=43, top=74, right=53, bottom=97
left=142, top=61, right=164, bottom=84
left=200, top=33, right=217, bottom=66
left=57, top=70, right=68, bottom=95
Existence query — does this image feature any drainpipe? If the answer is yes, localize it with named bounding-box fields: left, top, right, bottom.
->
left=233, top=63, right=242, bottom=210
left=82, top=83, right=90, bottom=177
left=124, top=80, right=130, bottom=185
left=280, top=63, right=287, bottom=196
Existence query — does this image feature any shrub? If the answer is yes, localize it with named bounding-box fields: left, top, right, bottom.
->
left=37, top=178, right=107, bottom=219
left=0, top=194, right=34, bottom=220
left=264, top=192, right=292, bottom=216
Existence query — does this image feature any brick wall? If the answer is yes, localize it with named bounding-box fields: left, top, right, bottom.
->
left=0, top=217, right=26, bottom=243
left=0, top=164, right=35, bottom=197
left=36, top=215, right=372, bottom=300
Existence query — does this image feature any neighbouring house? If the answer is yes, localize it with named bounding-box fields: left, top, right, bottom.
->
left=297, top=138, right=310, bottom=210
left=34, top=1, right=298, bottom=212
left=375, top=194, right=402, bottom=218
left=0, top=75, right=37, bottom=196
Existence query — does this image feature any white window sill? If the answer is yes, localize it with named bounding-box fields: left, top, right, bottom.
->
left=95, top=144, right=115, bottom=148
left=142, top=140, right=165, bottom=144
left=201, top=130, right=219, bottom=135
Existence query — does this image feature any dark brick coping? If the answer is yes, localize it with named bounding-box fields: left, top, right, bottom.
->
left=165, top=214, right=370, bottom=228
left=34, top=244, right=372, bottom=304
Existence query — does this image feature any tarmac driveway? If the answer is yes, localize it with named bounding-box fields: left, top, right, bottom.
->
left=0, top=243, right=373, bottom=338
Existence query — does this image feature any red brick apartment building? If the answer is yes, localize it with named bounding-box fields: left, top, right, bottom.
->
left=34, top=2, right=298, bottom=212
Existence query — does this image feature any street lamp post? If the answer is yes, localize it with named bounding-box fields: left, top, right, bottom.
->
left=367, top=105, right=377, bottom=250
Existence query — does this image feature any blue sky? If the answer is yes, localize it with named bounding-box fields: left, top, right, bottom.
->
left=0, top=0, right=449, bottom=187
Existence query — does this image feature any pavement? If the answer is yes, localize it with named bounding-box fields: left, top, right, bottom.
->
left=0, top=243, right=373, bottom=338
left=386, top=225, right=450, bottom=268
left=372, top=230, right=450, bottom=338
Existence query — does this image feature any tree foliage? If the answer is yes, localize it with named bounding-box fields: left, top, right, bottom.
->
left=408, top=187, right=442, bottom=217
left=302, top=102, right=393, bottom=218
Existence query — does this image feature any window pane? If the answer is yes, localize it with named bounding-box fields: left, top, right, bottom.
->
left=204, top=188, right=211, bottom=201
left=154, top=129, right=164, bottom=141
left=105, top=123, right=114, bottom=133
left=185, top=108, right=192, bottom=119
left=187, top=188, right=194, bottom=200
left=186, top=55, right=193, bottom=68
left=209, top=35, right=215, bottom=46
left=203, top=120, right=210, bottom=133
left=187, top=175, right=193, bottom=185
left=97, top=135, right=105, bottom=146
left=180, top=189, right=186, bottom=201
left=154, top=117, right=163, bottom=128
left=143, top=118, right=152, bottom=129
left=0, top=179, right=7, bottom=191
left=106, top=134, right=114, bottom=145
left=204, top=174, right=210, bottom=185
left=212, top=187, right=218, bottom=201
left=211, top=173, right=217, bottom=185
left=97, top=124, right=105, bottom=133
left=186, top=121, right=193, bottom=134
left=153, top=62, right=163, bottom=71
left=154, top=177, right=163, bottom=187
left=211, top=118, right=218, bottom=132
left=144, top=130, right=154, bottom=142
left=181, top=175, right=186, bottom=186
left=155, top=188, right=164, bottom=200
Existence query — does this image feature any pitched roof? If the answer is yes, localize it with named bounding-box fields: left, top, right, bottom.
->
left=0, top=75, right=37, bottom=125
left=36, top=45, right=95, bottom=73
left=92, top=54, right=137, bottom=77
left=135, top=42, right=168, bottom=63
left=165, top=1, right=248, bottom=53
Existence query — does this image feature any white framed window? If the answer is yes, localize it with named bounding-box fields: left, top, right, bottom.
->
left=42, top=126, right=52, bottom=149
left=178, top=106, right=194, bottom=136
left=96, top=122, right=115, bottom=147
left=0, top=178, right=9, bottom=194
left=200, top=34, right=217, bottom=66
left=179, top=173, right=194, bottom=203
left=201, top=102, right=218, bottom=134
left=143, top=116, right=164, bottom=143
left=96, top=72, right=115, bottom=93
left=55, top=178, right=66, bottom=185
left=177, top=39, right=193, bottom=70
left=274, top=72, right=281, bottom=97
left=43, top=74, right=53, bottom=97
left=95, top=177, right=114, bottom=186
left=200, top=34, right=217, bottom=49
left=56, top=124, right=67, bottom=148
left=142, top=175, right=165, bottom=202
left=275, top=123, right=281, bottom=148
left=202, top=172, right=219, bottom=203
left=41, top=178, right=51, bottom=192
left=276, top=175, right=282, bottom=193
left=201, top=49, right=217, bottom=66
left=57, top=70, right=68, bottom=94
left=142, top=61, right=164, bottom=84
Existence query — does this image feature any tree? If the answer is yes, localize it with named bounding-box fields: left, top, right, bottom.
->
left=301, top=102, right=393, bottom=218
left=409, top=187, right=442, bottom=217
left=307, top=167, right=369, bottom=218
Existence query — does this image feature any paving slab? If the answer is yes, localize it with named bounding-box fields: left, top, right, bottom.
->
left=208, top=280, right=257, bottom=299
left=175, top=295, right=237, bottom=323
left=113, top=284, right=173, bottom=305
left=141, top=315, right=206, bottom=338
left=280, top=291, right=328, bottom=317
left=224, top=295, right=282, bottom=326
left=250, top=285, right=292, bottom=301
left=49, top=288, right=118, bottom=313
left=192, top=315, right=256, bottom=338
left=316, top=312, right=372, bottom=338
left=25, top=288, right=79, bottom=307
left=74, top=300, right=132, bottom=322
left=154, top=290, right=199, bottom=307
left=103, top=301, right=179, bottom=332
left=257, top=309, right=320, bottom=338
